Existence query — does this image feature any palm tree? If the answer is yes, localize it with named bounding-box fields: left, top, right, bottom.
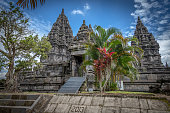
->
left=82, top=26, right=143, bottom=92
left=82, top=25, right=121, bottom=93
left=110, top=35, right=143, bottom=88
left=16, top=0, right=45, bottom=9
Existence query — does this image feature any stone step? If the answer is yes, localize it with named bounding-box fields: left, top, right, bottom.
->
left=0, top=95, right=39, bottom=100
left=0, top=106, right=29, bottom=113
left=0, top=87, right=4, bottom=90
left=0, top=94, right=41, bottom=113
left=0, top=99, right=35, bottom=106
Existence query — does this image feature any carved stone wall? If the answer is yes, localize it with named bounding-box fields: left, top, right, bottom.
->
left=124, top=17, right=170, bottom=92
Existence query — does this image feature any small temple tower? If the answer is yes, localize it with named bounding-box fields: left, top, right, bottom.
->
left=69, top=20, right=94, bottom=88
left=19, top=9, right=74, bottom=92
left=124, top=16, right=170, bottom=92
left=43, top=8, right=73, bottom=64
left=133, top=16, right=164, bottom=74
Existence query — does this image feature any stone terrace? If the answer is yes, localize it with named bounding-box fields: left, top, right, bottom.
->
left=44, top=94, right=170, bottom=113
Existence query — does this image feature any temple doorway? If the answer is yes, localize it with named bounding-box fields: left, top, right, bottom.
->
left=72, top=55, right=84, bottom=77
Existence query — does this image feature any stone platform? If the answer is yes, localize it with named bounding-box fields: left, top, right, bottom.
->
left=44, top=94, right=170, bottom=113
left=0, top=94, right=41, bottom=113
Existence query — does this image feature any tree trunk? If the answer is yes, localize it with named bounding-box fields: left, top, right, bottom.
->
left=5, top=59, right=18, bottom=92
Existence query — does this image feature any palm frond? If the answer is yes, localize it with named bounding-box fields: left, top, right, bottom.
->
left=16, top=0, right=45, bottom=9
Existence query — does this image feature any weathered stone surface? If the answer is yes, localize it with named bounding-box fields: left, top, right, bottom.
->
left=68, top=96, right=82, bottom=105
left=56, top=96, right=65, bottom=104
left=69, top=105, right=86, bottom=113
left=104, top=97, right=121, bottom=107
left=43, top=95, right=170, bottom=113
left=61, top=96, right=71, bottom=104
left=49, top=95, right=59, bottom=104
left=102, top=107, right=120, bottom=113
left=147, top=99, right=168, bottom=111
left=45, top=104, right=56, bottom=113
left=121, top=108, right=140, bottom=113
left=139, top=99, right=149, bottom=109
left=91, top=97, right=104, bottom=106
left=85, top=106, right=101, bottom=113
left=122, top=98, right=140, bottom=108
left=54, top=104, right=70, bottom=113
left=80, top=96, right=92, bottom=105
left=140, top=109, right=148, bottom=113
left=148, top=110, right=169, bottom=113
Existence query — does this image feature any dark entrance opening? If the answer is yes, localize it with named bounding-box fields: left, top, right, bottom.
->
left=74, top=55, right=83, bottom=77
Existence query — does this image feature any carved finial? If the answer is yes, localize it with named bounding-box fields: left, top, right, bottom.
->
left=89, top=24, right=92, bottom=28
left=138, top=16, right=140, bottom=21
left=137, top=16, right=142, bottom=23
left=166, top=62, right=168, bottom=67
left=83, top=20, right=85, bottom=24
left=62, top=8, right=64, bottom=14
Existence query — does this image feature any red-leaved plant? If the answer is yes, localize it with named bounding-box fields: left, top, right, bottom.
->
left=93, top=47, right=115, bottom=92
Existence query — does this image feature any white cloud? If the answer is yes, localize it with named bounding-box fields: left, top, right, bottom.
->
left=159, top=20, right=168, bottom=24
left=157, top=39, right=170, bottom=66
left=71, top=3, right=90, bottom=16
left=0, top=0, right=9, bottom=8
left=158, top=30, right=170, bottom=40
left=164, top=14, right=170, bottom=19
left=71, top=9, right=84, bottom=16
left=157, top=27, right=164, bottom=31
left=84, top=3, right=90, bottom=10
left=134, top=0, right=147, bottom=3
left=130, top=26, right=135, bottom=29
left=23, top=12, right=52, bottom=38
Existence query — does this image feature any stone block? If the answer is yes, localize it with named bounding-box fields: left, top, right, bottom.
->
left=69, top=96, right=82, bottom=105
left=121, top=108, right=140, bottom=113
left=148, top=110, right=169, bottom=113
left=141, top=109, right=148, bottom=113
left=50, top=95, right=59, bottom=104
left=102, top=107, right=120, bottom=113
left=91, top=97, right=104, bottom=106
left=85, top=106, right=101, bottom=113
left=104, top=97, right=121, bottom=107
left=45, top=103, right=57, bottom=113
left=139, top=99, right=149, bottom=109
left=122, top=98, right=140, bottom=108
left=69, top=105, right=86, bottom=113
left=56, top=96, right=65, bottom=104
left=79, top=96, right=92, bottom=105
left=61, top=96, right=71, bottom=104
left=54, top=104, right=71, bottom=113
left=147, top=99, right=168, bottom=111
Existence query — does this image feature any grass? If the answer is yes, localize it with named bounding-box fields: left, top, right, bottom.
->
left=81, top=91, right=153, bottom=95
left=105, top=91, right=153, bottom=95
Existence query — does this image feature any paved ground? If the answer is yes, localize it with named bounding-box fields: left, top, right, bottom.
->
left=44, top=95, right=170, bottom=113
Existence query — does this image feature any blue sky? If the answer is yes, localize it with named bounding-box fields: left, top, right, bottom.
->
left=0, top=0, right=170, bottom=78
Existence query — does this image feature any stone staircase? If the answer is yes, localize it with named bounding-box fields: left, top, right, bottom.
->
left=0, top=94, right=41, bottom=113
left=58, top=77, right=86, bottom=94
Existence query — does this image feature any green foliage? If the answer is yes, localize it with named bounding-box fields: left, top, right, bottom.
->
left=0, top=79, right=5, bottom=85
left=109, top=82, right=118, bottom=91
left=82, top=25, right=143, bottom=92
left=0, top=2, right=51, bottom=91
left=0, top=53, right=7, bottom=71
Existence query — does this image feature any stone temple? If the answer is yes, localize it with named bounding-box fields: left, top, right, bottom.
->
left=19, top=9, right=170, bottom=92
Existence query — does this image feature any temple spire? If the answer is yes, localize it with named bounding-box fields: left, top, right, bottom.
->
left=83, top=20, right=85, bottom=25
left=61, top=8, right=64, bottom=14
left=137, top=16, right=141, bottom=22
left=166, top=62, right=169, bottom=67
